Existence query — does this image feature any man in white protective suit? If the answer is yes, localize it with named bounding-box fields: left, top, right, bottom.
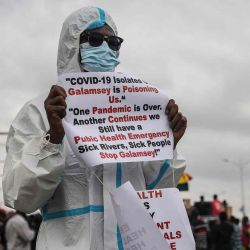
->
left=3, top=6, right=188, bottom=250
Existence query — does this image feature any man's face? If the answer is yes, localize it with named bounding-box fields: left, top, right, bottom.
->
left=79, top=24, right=122, bottom=72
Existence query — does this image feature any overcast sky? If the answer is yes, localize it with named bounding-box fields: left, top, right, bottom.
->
left=0, top=0, right=250, bottom=217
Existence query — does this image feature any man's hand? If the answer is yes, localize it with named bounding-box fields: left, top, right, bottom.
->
left=166, top=99, right=187, bottom=149
left=44, top=85, right=67, bottom=144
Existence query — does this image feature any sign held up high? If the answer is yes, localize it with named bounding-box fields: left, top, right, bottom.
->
left=59, top=72, right=173, bottom=167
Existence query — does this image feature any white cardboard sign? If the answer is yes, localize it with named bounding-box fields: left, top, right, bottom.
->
left=59, top=72, right=173, bottom=167
left=137, top=188, right=195, bottom=250
left=110, top=182, right=171, bottom=250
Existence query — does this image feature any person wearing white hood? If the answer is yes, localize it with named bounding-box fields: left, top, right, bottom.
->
left=3, top=6, right=188, bottom=250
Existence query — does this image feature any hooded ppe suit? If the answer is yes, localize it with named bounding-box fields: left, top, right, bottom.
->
left=3, top=6, right=186, bottom=250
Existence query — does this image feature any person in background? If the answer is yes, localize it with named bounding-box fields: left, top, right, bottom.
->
left=212, top=211, right=234, bottom=250
left=222, top=200, right=228, bottom=212
left=242, top=216, right=250, bottom=250
left=196, top=196, right=211, bottom=216
left=191, top=211, right=208, bottom=250
left=230, top=216, right=241, bottom=250
left=207, top=219, right=218, bottom=250
left=211, top=194, right=223, bottom=217
left=5, top=211, right=34, bottom=250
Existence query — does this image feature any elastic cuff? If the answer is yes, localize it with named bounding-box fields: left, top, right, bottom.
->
left=40, top=133, right=62, bottom=153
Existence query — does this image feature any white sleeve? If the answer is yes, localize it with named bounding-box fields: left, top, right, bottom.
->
left=2, top=102, right=65, bottom=213
left=142, top=149, right=186, bottom=189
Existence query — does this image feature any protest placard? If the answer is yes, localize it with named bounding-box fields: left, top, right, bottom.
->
left=110, top=182, right=171, bottom=250
left=59, top=72, right=173, bottom=167
left=137, top=188, right=195, bottom=250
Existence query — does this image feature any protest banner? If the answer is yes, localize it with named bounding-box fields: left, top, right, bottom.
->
left=110, top=182, right=171, bottom=250
left=59, top=72, right=173, bottom=167
left=137, top=188, right=195, bottom=250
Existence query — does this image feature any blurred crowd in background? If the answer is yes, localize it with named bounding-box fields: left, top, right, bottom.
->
left=0, top=194, right=250, bottom=249
left=187, top=194, right=250, bottom=250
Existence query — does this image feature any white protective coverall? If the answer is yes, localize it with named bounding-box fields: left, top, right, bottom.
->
left=5, top=214, right=35, bottom=250
left=3, top=6, right=186, bottom=250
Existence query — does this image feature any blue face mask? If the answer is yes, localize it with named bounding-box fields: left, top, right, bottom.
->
left=79, top=42, right=120, bottom=72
